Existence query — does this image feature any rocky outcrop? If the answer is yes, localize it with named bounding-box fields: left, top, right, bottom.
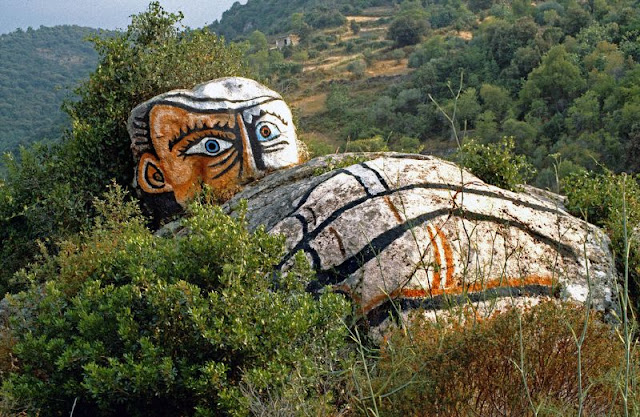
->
left=223, top=153, right=616, bottom=327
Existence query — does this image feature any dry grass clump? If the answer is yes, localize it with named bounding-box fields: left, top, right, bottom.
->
left=351, top=301, right=632, bottom=416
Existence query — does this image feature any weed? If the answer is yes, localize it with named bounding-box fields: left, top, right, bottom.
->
left=353, top=302, right=627, bottom=416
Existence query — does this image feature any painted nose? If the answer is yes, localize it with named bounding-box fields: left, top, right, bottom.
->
left=236, top=113, right=263, bottom=182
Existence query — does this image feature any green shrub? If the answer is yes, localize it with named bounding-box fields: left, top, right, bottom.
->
left=1, top=185, right=349, bottom=417
left=456, top=136, right=536, bottom=191
left=387, top=9, right=431, bottom=47
left=564, top=171, right=640, bottom=306
left=390, top=136, right=423, bottom=153
left=345, top=136, right=389, bottom=153
left=347, top=59, right=367, bottom=78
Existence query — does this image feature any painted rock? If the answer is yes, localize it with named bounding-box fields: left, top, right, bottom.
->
left=128, top=77, right=300, bottom=220
left=224, top=153, right=616, bottom=327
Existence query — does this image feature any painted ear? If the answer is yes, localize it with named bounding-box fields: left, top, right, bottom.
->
left=137, top=153, right=172, bottom=194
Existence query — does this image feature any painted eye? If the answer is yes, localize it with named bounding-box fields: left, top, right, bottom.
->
left=255, top=122, right=281, bottom=142
left=184, top=137, right=233, bottom=157
left=205, top=139, right=220, bottom=154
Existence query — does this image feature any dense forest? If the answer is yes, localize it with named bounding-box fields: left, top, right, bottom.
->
left=2, top=1, right=640, bottom=415
left=0, top=25, right=102, bottom=156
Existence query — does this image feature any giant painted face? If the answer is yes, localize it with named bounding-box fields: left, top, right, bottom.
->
left=128, top=77, right=299, bottom=217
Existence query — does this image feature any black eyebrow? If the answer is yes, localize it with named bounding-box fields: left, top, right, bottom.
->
left=254, top=109, right=289, bottom=126
left=168, top=125, right=235, bottom=151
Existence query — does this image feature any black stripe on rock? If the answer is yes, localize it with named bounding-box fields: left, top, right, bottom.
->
left=312, top=207, right=577, bottom=286
left=313, top=208, right=451, bottom=285
left=290, top=169, right=354, bottom=214
left=277, top=181, right=574, bottom=272
left=367, top=284, right=555, bottom=327
left=360, top=162, right=390, bottom=190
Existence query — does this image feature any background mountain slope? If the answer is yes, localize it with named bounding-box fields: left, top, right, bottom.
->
left=0, top=25, right=102, bottom=155
left=211, top=0, right=395, bottom=39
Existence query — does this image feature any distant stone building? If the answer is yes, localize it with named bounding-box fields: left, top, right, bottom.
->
left=275, top=35, right=299, bottom=49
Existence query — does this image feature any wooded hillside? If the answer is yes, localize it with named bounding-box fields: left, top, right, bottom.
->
left=0, top=25, right=101, bottom=155
left=225, top=0, right=640, bottom=189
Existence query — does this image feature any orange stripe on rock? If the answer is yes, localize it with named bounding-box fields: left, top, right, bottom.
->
left=426, top=224, right=442, bottom=292
left=383, top=195, right=404, bottom=223
left=360, top=275, right=555, bottom=314
left=436, top=226, right=455, bottom=288
left=328, top=227, right=347, bottom=257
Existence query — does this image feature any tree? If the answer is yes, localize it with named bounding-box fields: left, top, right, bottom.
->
left=387, top=3, right=430, bottom=47
left=562, top=1, right=592, bottom=36
left=350, top=19, right=361, bottom=35
left=479, top=83, right=513, bottom=121
left=64, top=2, right=249, bottom=196
left=326, top=84, right=350, bottom=116
left=0, top=2, right=250, bottom=294
left=519, top=45, right=586, bottom=115
left=566, top=90, right=601, bottom=134
left=474, top=110, right=499, bottom=142
left=347, top=59, right=367, bottom=79
left=304, top=7, right=347, bottom=29
left=247, top=30, right=268, bottom=53
left=291, top=13, right=312, bottom=45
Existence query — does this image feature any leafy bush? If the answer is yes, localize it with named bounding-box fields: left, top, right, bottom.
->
left=387, top=14, right=430, bottom=47
left=456, top=136, right=536, bottom=191
left=345, top=136, right=389, bottom=153
left=564, top=171, right=640, bottom=306
left=350, top=302, right=629, bottom=416
left=1, top=186, right=349, bottom=417
left=304, top=8, right=347, bottom=29
left=390, top=136, right=423, bottom=153
left=347, top=59, right=367, bottom=78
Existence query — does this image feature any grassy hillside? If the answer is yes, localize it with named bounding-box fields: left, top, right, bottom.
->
left=0, top=25, right=102, bottom=156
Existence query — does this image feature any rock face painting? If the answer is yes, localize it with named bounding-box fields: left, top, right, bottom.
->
left=223, top=153, right=616, bottom=328
left=128, top=77, right=299, bottom=219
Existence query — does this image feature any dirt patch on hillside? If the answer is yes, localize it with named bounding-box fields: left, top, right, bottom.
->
left=457, top=31, right=473, bottom=40
left=291, top=93, right=328, bottom=117
left=366, top=59, right=411, bottom=77
left=346, top=16, right=382, bottom=23
left=304, top=54, right=361, bottom=72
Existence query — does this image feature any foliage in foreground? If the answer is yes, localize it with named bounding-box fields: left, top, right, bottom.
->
left=350, top=302, right=633, bottom=416
left=0, top=185, right=349, bottom=417
left=456, top=136, right=536, bottom=191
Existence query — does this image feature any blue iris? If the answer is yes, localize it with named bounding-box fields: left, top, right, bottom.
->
left=255, top=122, right=281, bottom=142
left=205, top=139, right=220, bottom=154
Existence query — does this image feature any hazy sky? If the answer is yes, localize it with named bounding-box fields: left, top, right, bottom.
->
left=0, top=0, right=247, bottom=35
